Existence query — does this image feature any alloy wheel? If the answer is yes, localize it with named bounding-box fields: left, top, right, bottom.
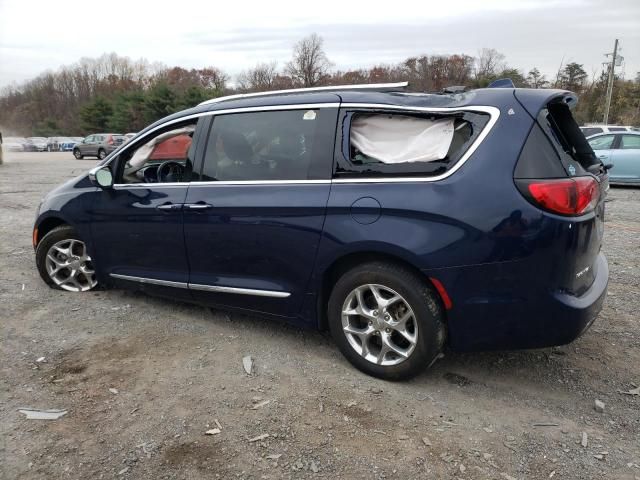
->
left=45, top=239, right=97, bottom=292
left=341, top=283, right=418, bottom=366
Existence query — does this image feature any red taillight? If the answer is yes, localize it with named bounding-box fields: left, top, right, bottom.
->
left=523, top=177, right=599, bottom=216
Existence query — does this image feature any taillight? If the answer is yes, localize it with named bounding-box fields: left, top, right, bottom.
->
left=517, top=176, right=599, bottom=216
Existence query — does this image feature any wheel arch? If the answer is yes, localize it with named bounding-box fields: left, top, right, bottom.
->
left=34, top=216, right=68, bottom=247
left=315, top=250, right=449, bottom=331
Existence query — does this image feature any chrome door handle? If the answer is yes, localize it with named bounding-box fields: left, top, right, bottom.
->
left=156, top=203, right=182, bottom=211
left=184, top=203, right=213, bottom=210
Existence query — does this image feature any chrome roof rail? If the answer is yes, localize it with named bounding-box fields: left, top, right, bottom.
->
left=198, top=82, right=409, bottom=106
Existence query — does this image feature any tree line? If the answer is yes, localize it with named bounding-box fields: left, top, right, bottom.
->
left=1, top=34, right=638, bottom=136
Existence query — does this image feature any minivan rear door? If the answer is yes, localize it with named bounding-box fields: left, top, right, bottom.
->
left=183, top=105, right=339, bottom=319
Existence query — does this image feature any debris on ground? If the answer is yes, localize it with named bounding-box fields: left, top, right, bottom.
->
left=310, top=460, right=319, bottom=473
left=251, top=399, right=270, bottom=410
left=18, top=408, right=67, bottom=420
left=248, top=433, right=269, bottom=442
left=266, top=454, right=282, bottom=460
left=581, top=431, right=588, bottom=448
left=242, top=355, right=253, bottom=375
left=118, top=466, right=129, bottom=475
left=619, top=386, right=640, bottom=396
left=109, top=388, right=119, bottom=395
left=422, top=436, right=432, bottom=446
left=533, top=422, right=559, bottom=427
left=205, top=428, right=221, bottom=435
left=35, top=357, right=46, bottom=363
left=594, top=399, right=606, bottom=413
left=214, top=419, right=222, bottom=430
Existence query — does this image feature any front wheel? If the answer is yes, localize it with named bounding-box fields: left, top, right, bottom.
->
left=73, top=148, right=83, bottom=159
left=35, top=225, right=98, bottom=292
left=97, top=148, right=106, bottom=160
left=328, top=262, right=445, bottom=380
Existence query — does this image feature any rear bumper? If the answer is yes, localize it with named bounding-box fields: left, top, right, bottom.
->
left=442, top=253, right=608, bottom=352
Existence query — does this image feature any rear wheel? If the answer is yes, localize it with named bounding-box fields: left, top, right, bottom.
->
left=97, top=148, right=106, bottom=160
left=35, top=225, right=98, bottom=292
left=73, top=148, right=83, bottom=159
left=328, top=261, right=445, bottom=380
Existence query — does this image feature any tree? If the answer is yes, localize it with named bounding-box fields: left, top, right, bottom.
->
left=237, top=62, right=279, bottom=92
left=108, top=91, right=146, bottom=132
left=79, top=97, right=113, bottom=132
left=144, top=83, right=177, bottom=123
left=285, top=34, right=332, bottom=87
left=559, top=62, right=588, bottom=91
left=475, top=48, right=506, bottom=80
left=526, top=68, right=548, bottom=88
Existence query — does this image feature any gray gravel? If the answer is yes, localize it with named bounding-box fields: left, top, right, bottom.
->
left=1, top=152, right=639, bottom=479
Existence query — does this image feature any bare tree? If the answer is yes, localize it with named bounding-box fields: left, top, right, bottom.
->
left=285, top=34, right=332, bottom=87
left=237, top=62, right=279, bottom=92
left=475, top=48, right=506, bottom=80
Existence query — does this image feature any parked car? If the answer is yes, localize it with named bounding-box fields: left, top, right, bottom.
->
left=59, top=138, right=79, bottom=152
left=33, top=83, right=609, bottom=379
left=73, top=133, right=125, bottom=159
left=580, top=125, right=639, bottom=137
left=4, top=137, right=27, bottom=151
left=28, top=137, right=48, bottom=151
left=0, top=131, right=3, bottom=164
left=124, top=133, right=137, bottom=142
left=46, top=137, right=67, bottom=152
left=587, top=131, right=640, bottom=184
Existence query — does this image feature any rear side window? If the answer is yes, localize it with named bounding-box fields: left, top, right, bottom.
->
left=335, top=110, right=490, bottom=178
left=200, top=109, right=335, bottom=181
left=620, top=135, right=640, bottom=149
left=588, top=135, right=615, bottom=151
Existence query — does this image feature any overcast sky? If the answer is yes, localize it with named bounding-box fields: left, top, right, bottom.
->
left=0, top=0, right=638, bottom=89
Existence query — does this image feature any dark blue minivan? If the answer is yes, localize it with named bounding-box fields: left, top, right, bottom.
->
left=34, top=83, right=608, bottom=379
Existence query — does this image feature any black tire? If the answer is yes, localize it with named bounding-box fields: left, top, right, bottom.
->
left=35, top=225, right=98, bottom=292
left=73, top=148, right=83, bottom=160
left=328, top=261, right=445, bottom=380
left=97, top=148, right=106, bottom=160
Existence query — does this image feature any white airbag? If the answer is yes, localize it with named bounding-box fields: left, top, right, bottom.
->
left=351, top=115, right=455, bottom=164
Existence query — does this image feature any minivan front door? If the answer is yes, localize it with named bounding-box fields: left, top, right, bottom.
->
left=90, top=116, right=210, bottom=298
left=183, top=105, right=338, bottom=319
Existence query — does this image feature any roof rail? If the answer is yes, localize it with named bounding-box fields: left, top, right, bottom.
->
left=198, top=81, right=409, bottom=106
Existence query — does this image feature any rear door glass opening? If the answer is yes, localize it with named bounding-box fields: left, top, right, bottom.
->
left=335, top=110, right=490, bottom=178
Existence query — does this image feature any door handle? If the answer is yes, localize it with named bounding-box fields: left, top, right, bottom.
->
left=184, top=203, right=213, bottom=210
left=156, top=203, right=182, bottom=211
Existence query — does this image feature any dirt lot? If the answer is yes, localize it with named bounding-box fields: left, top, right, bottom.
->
left=1, top=151, right=639, bottom=480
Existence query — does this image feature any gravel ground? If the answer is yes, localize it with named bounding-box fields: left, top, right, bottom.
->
left=1, top=152, right=639, bottom=480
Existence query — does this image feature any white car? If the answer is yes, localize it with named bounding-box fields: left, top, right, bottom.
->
left=581, top=125, right=639, bottom=137
left=3, top=137, right=26, bottom=152
left=28, top=137, right=48, bottom=152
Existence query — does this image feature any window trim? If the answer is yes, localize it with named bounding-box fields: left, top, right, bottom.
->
left=93, top=102, right=499, bottom=186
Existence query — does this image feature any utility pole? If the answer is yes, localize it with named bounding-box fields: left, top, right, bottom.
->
left=603, top=39, right=619, bottom=124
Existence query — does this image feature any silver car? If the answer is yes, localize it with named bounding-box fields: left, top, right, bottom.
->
left=588, top=131, right=640, bottom=184
left=73, top=133, right=125, bottom=160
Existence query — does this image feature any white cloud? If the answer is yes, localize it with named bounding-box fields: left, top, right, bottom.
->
left=0, top=0, right=638, bottom=87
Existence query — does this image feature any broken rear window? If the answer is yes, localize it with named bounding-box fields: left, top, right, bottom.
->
left=335, top=110, right=490, bottom=178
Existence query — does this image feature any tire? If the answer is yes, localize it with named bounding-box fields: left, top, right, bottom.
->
left=97, top=148, right=106, bottom=160
left=35, top=225, right=98, bottom=292
left=328, top=261, right=445, bottom=380
left=73, top=148, right=83, bottom=160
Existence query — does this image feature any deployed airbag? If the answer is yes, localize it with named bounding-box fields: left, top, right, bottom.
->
left=351, top=114, right=455, bottom=164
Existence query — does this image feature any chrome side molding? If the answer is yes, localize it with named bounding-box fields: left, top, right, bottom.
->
left=109, top=273, right=290, bottom=298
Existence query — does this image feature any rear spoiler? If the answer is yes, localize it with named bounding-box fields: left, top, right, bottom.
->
left=514, top=89, right=578, bottom=119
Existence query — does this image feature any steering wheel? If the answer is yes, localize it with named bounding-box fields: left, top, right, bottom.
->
left=157, top=161, right=185, bottom=183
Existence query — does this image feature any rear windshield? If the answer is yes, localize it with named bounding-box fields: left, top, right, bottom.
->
left=336, top=110, right=490, bottom=178
left=537, top=102, right=599, bottom=174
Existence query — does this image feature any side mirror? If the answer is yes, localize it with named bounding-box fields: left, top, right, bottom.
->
left=89, top=166, right=113, bottom=188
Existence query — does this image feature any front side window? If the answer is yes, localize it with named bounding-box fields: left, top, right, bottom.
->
left=580, top=127, right=603, bottom=137
left=620, top=135, right=640, bottom=150
left=200, top=109, right=323, bottom=181
left=588, top=135, right=615, bottom=151
left=115, top=120, right=197, bottom=184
